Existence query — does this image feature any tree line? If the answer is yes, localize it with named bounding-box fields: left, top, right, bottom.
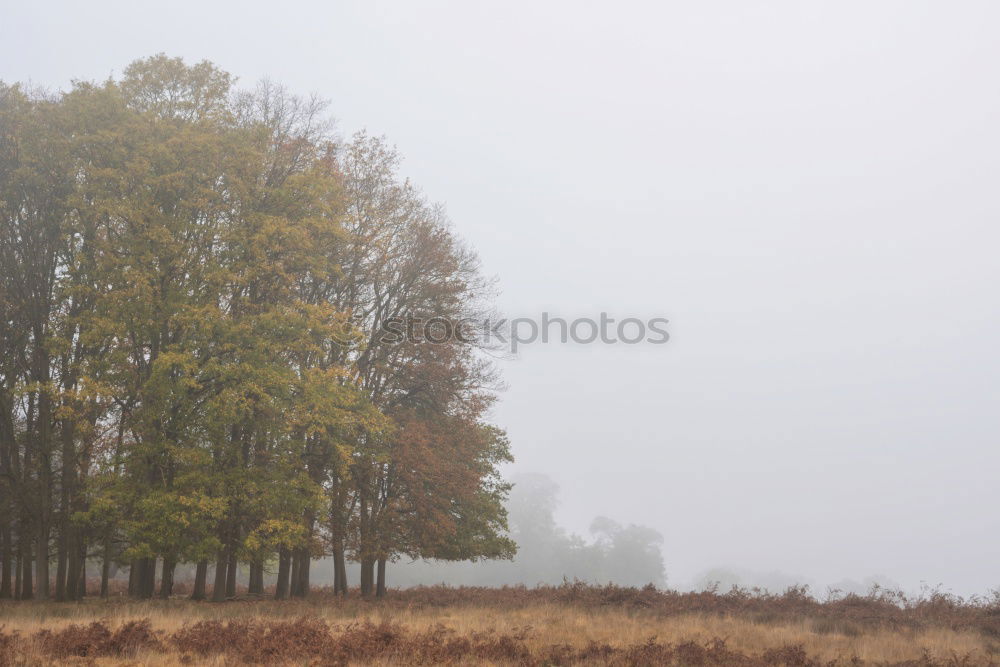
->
left=0, top=55, right=514, bottom=602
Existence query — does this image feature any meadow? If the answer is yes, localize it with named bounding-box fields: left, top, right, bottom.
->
left=2, top=583, right=1000, bottom=665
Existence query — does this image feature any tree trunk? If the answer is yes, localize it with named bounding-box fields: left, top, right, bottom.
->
left=133, top=558, right=146, bottom=598
left=248, top=560, right=264, bottom=596
left=64, top=544, right=77, bottom=601
left=65, top=533, right=81, bottom=601
left=20, top=538, right=33, bottom=599
left=100, top=548, right=111, bottom=599
left=145, top=557, right=157, bottom=598
left=295, top=547, right=310, bottom=598
left=0, top=396, right=13, bottom=600
left=127, top=559, right=137, bottom=597
left=14, top=552, right=21, bottom=600
left=36, top=524, right=50, bottom=599
left=134, top=558, right=148, bottom=598
left=211, top=552, right=228, bottom=602
left=376, top=558, right=387, bottom=598
left=55, top=531, right=67, bottom=601
left=191, top=561, right=208, bottom=600
left=275, top=547, right=290, bottom=600
left=66, top=529, right=87, bottom=600
left=225, top=549, right=237, bottom=598
left=135, top=557, right=155, bottom=599
left=159, top=558, right=175, bottom=599
left=77, top=556, right=86, bottom=598
left=332, top=545, right=347, bottom=596
left=35, top=386, right=53, bottom=600
left=0, top=521, right=11, bottom=598
left=13, top=529, right=24, bottom=599
left=56, top=410, right=76, bottom=603
left=289, top=551, right=301, bottom=597
left=360, top=557, right=374, bottom=598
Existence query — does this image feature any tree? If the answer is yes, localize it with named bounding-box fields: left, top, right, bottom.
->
left=331, top=133, right=513, bottom=597
left=589, top=517, right=665, bottom=587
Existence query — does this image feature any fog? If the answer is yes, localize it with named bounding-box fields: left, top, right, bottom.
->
left=5, top=1, right=1000, bottom=596
left=311, top=473, right=667, bottom=590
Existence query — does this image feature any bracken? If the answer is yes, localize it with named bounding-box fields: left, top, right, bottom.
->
left=2, top=617, right=996, bottom=665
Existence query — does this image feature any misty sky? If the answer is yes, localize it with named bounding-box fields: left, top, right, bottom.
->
left=4, top=1, right=999, bottom=595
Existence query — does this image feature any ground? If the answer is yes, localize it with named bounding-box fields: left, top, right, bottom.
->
left=1, top=584, right=999, bottom=665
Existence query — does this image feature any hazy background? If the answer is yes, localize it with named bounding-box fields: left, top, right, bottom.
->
left=4, top=1, right=999, bottom=595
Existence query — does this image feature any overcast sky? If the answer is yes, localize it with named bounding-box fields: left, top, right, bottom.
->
left=5, top=0, right=1000, bottom=595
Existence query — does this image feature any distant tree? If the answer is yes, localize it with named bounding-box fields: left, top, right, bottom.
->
left=589, top=517, right=665, bottom=587
left=693, top=568, right=807, bottom=594
left=379, top=472, right=669, bottom=588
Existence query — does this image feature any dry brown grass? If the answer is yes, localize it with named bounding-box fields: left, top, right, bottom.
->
left=2, top=584, right=999, bottom=665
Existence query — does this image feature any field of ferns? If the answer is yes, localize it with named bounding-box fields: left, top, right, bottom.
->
left=2, top=582, right=1000, bottom=665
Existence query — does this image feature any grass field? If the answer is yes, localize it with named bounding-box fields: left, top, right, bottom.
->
left=2, top=583, right=999, bottom=665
